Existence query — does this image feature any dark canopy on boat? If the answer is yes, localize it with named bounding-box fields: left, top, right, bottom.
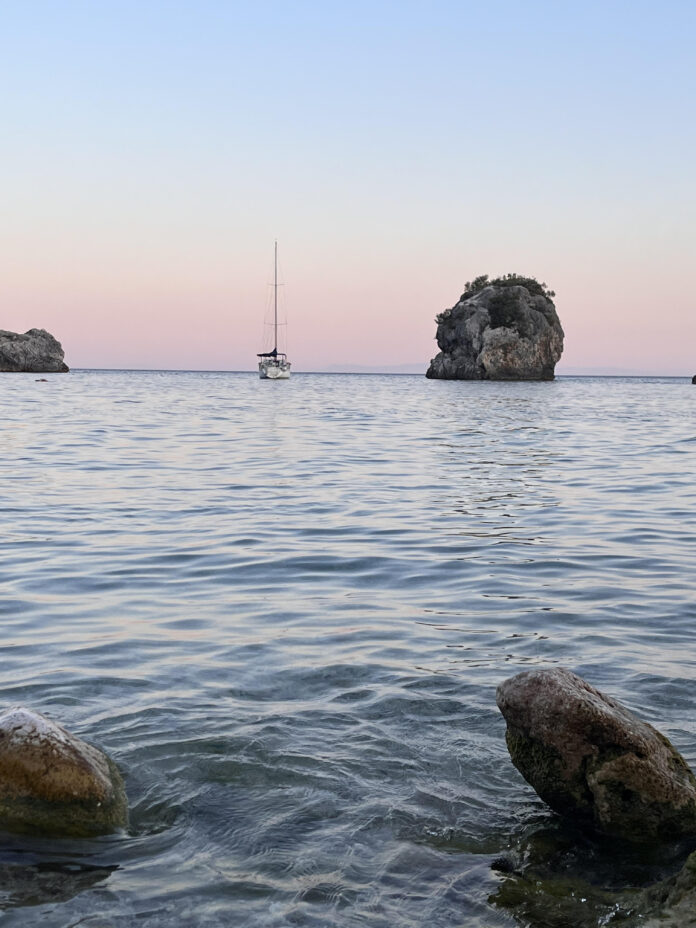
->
left=257, top=348, right=278, bottom=358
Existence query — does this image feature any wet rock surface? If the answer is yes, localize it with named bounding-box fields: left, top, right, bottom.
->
left=426, top=280, right=563, bottom=380
left=496, top=668, right=696, bottom=842
left=0, top=707, right=127, bottom=836
left=0, top=328, right=69, bottom=372
left=490, top=822, right=696, bottom=928
left=638, top=849, right=696, bottom=926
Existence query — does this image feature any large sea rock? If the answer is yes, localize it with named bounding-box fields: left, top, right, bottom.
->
left=426, top=280, right=563, bottom=380
left=496, top=668, right=696, bottom=842
left=0, top=328, right=69, bottom=372
left=0, top=707, right=127, bottom=836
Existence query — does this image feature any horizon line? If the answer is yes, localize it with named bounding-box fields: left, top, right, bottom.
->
left=43, top=367, right=695, bottom=378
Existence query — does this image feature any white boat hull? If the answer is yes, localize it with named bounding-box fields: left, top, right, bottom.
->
left=259, top=359, right=291, bottom=379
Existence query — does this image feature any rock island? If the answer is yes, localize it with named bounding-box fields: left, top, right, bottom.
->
left=0, top=328, right=69, bottom=372
left=426, top=274, right=563, bottom=380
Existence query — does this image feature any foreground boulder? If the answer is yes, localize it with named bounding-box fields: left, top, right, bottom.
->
left=0, top=707, right=127, bottom=836
left=496, top=668, right=696, bottom=842
left=0, top=328, right=69, bottom=372
left=426, top=275, right=563, bottom=380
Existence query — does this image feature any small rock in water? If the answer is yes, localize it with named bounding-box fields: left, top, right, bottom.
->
left=692, top=374, right=696, bottom=384
left=496, top=668, right=696, bottom=842
left=0, top=707, right=127, bottom=836
left=491, top=855, right=516, bottom=874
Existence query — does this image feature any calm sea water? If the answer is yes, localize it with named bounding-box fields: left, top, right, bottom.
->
left=0, top=371, right=694, bottom=927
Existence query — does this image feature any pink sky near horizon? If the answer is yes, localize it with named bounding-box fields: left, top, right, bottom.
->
left=3, top=227, right=693, bottom=375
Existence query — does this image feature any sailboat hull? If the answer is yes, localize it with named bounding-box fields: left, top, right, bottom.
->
left=259, top=359, right=291, bottom=379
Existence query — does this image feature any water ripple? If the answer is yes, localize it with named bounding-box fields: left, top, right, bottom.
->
left=0, top=372, right=693, bottom=926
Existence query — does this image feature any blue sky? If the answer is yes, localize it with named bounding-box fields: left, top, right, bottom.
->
left=1, top=1, right=694, bottom=371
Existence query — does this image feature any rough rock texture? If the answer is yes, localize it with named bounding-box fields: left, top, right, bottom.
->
left=0, top=707, right=127, bottom=836
left=0, top=328, right=69, bottom=372
left=639, top=850, right=696, bottom=926
left=496, top=668, right=696, bottom=842
left=426, top=284, right=563, bottom=380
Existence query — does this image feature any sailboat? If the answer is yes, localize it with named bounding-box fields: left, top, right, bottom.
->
left=257, top=241, right=291, bottom=380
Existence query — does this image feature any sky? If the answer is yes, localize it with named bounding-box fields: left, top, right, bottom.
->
left=1, top=0, right=694, bottom=373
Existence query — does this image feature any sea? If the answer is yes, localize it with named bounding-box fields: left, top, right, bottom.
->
left=0, top=370, right=694, bottom=927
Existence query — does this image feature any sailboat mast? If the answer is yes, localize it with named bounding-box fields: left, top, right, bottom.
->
left=274, top=240, right=278, bottom=353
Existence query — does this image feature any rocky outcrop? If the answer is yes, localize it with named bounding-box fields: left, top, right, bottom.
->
left=0, top=328, right=69, bottom=372
left=496, top=668, right=696, bottom=842
left=426, top=278, right=563, bottom=380
left=0, top=707, right=127, bottom=836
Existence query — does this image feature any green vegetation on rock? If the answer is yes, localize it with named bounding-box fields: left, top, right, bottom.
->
left=460, top=273, right=556, bottom=304
left=434, top=273, right=556, bottom=326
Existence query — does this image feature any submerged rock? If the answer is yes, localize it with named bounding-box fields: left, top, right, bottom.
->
left=496, top=668, right=696, bottom=842
left=492, top=832, right=696, bottom=928
left=0, top=707, right=127, bottom=836
left=0, top=328, right=69, bottom=372
left=0, top=859, right=116, bottom=910
left=491, top=863, right=633, bottom=928
left=639, top=849, right=696, bottom=926
left=426, top=276, right=563, bottom=380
